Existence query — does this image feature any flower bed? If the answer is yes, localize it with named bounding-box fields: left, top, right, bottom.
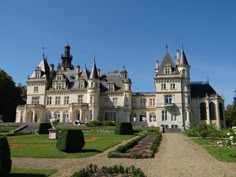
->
left=108, top=131, right=162, bottom=158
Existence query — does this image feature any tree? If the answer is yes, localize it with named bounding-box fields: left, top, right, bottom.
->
left=225, top=97, right=236, bottom=127
left=0, top=69, right=25, bottom=122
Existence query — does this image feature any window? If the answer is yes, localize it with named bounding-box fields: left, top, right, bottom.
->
left=149, top=113, right=156, bottom=122
left=165, top=68, right=170, bottom=74
left=56, top=83, right=63, bottom=90
left=140, top=98, right=146, bottom=107
left=55, top=96, right=60, bottom=105
left=149, top=98, right=155, bottom=106
left=105, top=112, right=116, bottom=121
left=103, top=98, right=109, bottom=106
left=78, top=95, right=83, bottom=104
left=90, top=96, right=94, bottom=104
left=200, top=102, right=207, bottom=120
left=140, top=113, right=146, bottom=122
left=132, top=99, right=136, bottom=106
left=47, top=97, right=52, bottom=105
left=90, top=110, right=93, bottom=120
left=78, top=81, right=84, bottom=88
left=170, top=83, right=175, bottom=90
left=57, top=75, right=62, bottom=80
left=162, top=110, right=167, bottom=121
left=161, top=84, right=166, bottom=90
left=35, top=71, right=41, bottom=78
left=171, top=114, right=176, bottom=121
left=32, top=97, right=39, bottom=105
left=209, top=102, right=216, bottom=120
left=34, top=87, right=38, bottom=92
left=108, top=84, right=115, bottom=91
left=64, top=96, right=69, bottom=105
left=165, top=95, right=172, bottom=104
left=112, top=97, right=117, bottom=106
left=54, top=112, right=60, bottom=119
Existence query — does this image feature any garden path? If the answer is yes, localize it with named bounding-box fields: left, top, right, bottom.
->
left=12, top=134, right=236, bottom=177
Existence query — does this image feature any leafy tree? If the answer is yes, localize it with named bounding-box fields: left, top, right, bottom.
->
left=225, top=104, right=236, bottom=127
left=0, top=69, right=25, bottom=122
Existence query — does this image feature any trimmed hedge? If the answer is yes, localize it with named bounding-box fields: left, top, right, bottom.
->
left=56, top=129, right=85, bottom=153
left=115, top=122, right=133, bottom=135
left=38, top=123, right=52, bottom=134
left=0, top=136, right=11, bottom=176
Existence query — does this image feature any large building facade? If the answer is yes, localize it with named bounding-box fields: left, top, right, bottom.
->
left=16, top=44, right=225, bottom=129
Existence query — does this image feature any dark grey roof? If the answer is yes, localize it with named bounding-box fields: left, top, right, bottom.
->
left=89, top=60, right=99, bottom=79
left=190, top=82, right=217, bottom=98
left=100, top=71, right=123, bottom=92
left=132, top=92, right=155, bottom=96
left=180, top=49, right=189, bottom=65
left=159, top=51, right=175, bottom=74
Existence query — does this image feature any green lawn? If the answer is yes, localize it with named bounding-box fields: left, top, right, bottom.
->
left=191, top=137, right=236, bottom=162
left=10, top=168, right=57, bottom=177
left=8, top=133, right=134, bottom=158
left=0, top=125, right=18, bottom=133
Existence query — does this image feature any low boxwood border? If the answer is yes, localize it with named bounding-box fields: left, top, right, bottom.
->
left=71, top=164, right=145, bottom=177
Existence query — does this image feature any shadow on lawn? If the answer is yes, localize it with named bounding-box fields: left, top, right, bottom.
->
left=10, top=174, right=47, bottom=177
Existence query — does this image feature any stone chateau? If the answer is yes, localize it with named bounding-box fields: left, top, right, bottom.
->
left=16, top=44, right=225, bottom=129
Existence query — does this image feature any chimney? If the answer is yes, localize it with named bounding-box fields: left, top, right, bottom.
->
left=176, top=49, right=180, bottom=65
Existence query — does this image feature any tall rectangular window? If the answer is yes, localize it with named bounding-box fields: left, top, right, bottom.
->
left=56, top=83, right=62, bottom=90
left=55, top=96, right=60, bottom=105
left=78, top=95, right=83, bottom=104
left=132, top=99, right=136, bottom=106
left=64, top=96, right=69, bottom=105
left=149, top=98, right=155, bottom=106
left=105, top=112, right=116, bottom=121
left=161, top=84, right=166, bottom=90
left=90, top=96, right=94, bottom=104
left=165, top=68, right=170, bottom=74
left=165, top=95, right=172, bottom=104
left=103, top=98, right=109, bottom=106
left=112, top=98, right=117, bottom=106
left=34, top=87, right=38, bottom=93
left=162, top=110, right=167, bottom=121
left=140, top=98, right=146, bottom=107
left=47, top=97, right=52, bottom=105
left=78, top=81, right=84, bottom=88
left=170, top=83, right=175, bottom=90
left=32, top=97, right=39, bottom=105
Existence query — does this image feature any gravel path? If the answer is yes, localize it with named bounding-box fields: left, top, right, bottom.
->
left=12, top=133, right=236, bottom=177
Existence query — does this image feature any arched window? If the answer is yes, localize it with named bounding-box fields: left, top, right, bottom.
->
left=219, top=103, right=224, bottom=120
left=209, top=102, right=216, bottom=120
left=200, top=102, right=206, bottom=120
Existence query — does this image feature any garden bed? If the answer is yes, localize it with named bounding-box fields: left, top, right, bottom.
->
left=108, top=131, right=162, bottom=158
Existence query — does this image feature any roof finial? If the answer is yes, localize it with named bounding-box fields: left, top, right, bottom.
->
left=166, top=44, right=168, bottom=51
left=42, top=47, right=45, bottom=59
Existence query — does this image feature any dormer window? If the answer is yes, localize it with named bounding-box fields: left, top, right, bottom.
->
left=56, top=83, right=62, bottom=90
left=78, top=81, right=84, bottom=88
left=108, top=84, right=115, bottom=91
left=57, top=75, right=62, bottom=81
left=35, top=71, right=41, bottom=78
left=165, top=67, right=171, bottom=74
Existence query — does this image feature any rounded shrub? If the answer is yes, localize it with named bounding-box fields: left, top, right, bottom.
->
left=115, top=122, right=133, bottom=135
left=0, top=136, right=11, bottom=177
left=56, top=129, right=85, bottom=153
left=38, top=122, right=52, bottom=134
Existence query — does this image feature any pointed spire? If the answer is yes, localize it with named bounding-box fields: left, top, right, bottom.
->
left=180, top=46, right=189, bottom=65
left=89, top=58, right=99, bottom=79
left=166, top=44, right=168, bottom=51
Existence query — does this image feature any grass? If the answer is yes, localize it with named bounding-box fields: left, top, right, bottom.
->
left=191, top=137, right=236, bottom=162
left=8, top=132, right=134, bottom=158
left=10, top=168, right=57, bottom=177
left=0, top=125, right=18, bottom=133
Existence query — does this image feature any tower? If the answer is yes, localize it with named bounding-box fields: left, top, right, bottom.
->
left=61, top=43, right=73, bottom=70
left=88, top=59, right=100, bottom=120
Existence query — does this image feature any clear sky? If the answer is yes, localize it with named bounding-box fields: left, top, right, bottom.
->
left=0, top=0, right=236, bottom=105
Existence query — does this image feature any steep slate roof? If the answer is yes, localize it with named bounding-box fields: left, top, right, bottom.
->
left=31, top=58, right=50, bottom=78
left=190, top=82, right=217, bottom=98
left=100, top=71, right=123, bottom=92
left=89, top=60, right=99, bottom=79
left=159, top=51, right=175, bottom=74
left=180, top=49, right=189, bottom=65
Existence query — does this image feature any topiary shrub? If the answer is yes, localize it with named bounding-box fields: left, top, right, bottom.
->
left=0, top=136, right=11, bottom=177
left=115, top=122, right=133, bottom=135
left=38, top=123, right=52, bottom=134
left=56, top=129, right=85, bottom=153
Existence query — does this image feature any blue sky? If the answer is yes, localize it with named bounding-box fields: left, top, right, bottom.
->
left=0, top=0, right=236, bottom=105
